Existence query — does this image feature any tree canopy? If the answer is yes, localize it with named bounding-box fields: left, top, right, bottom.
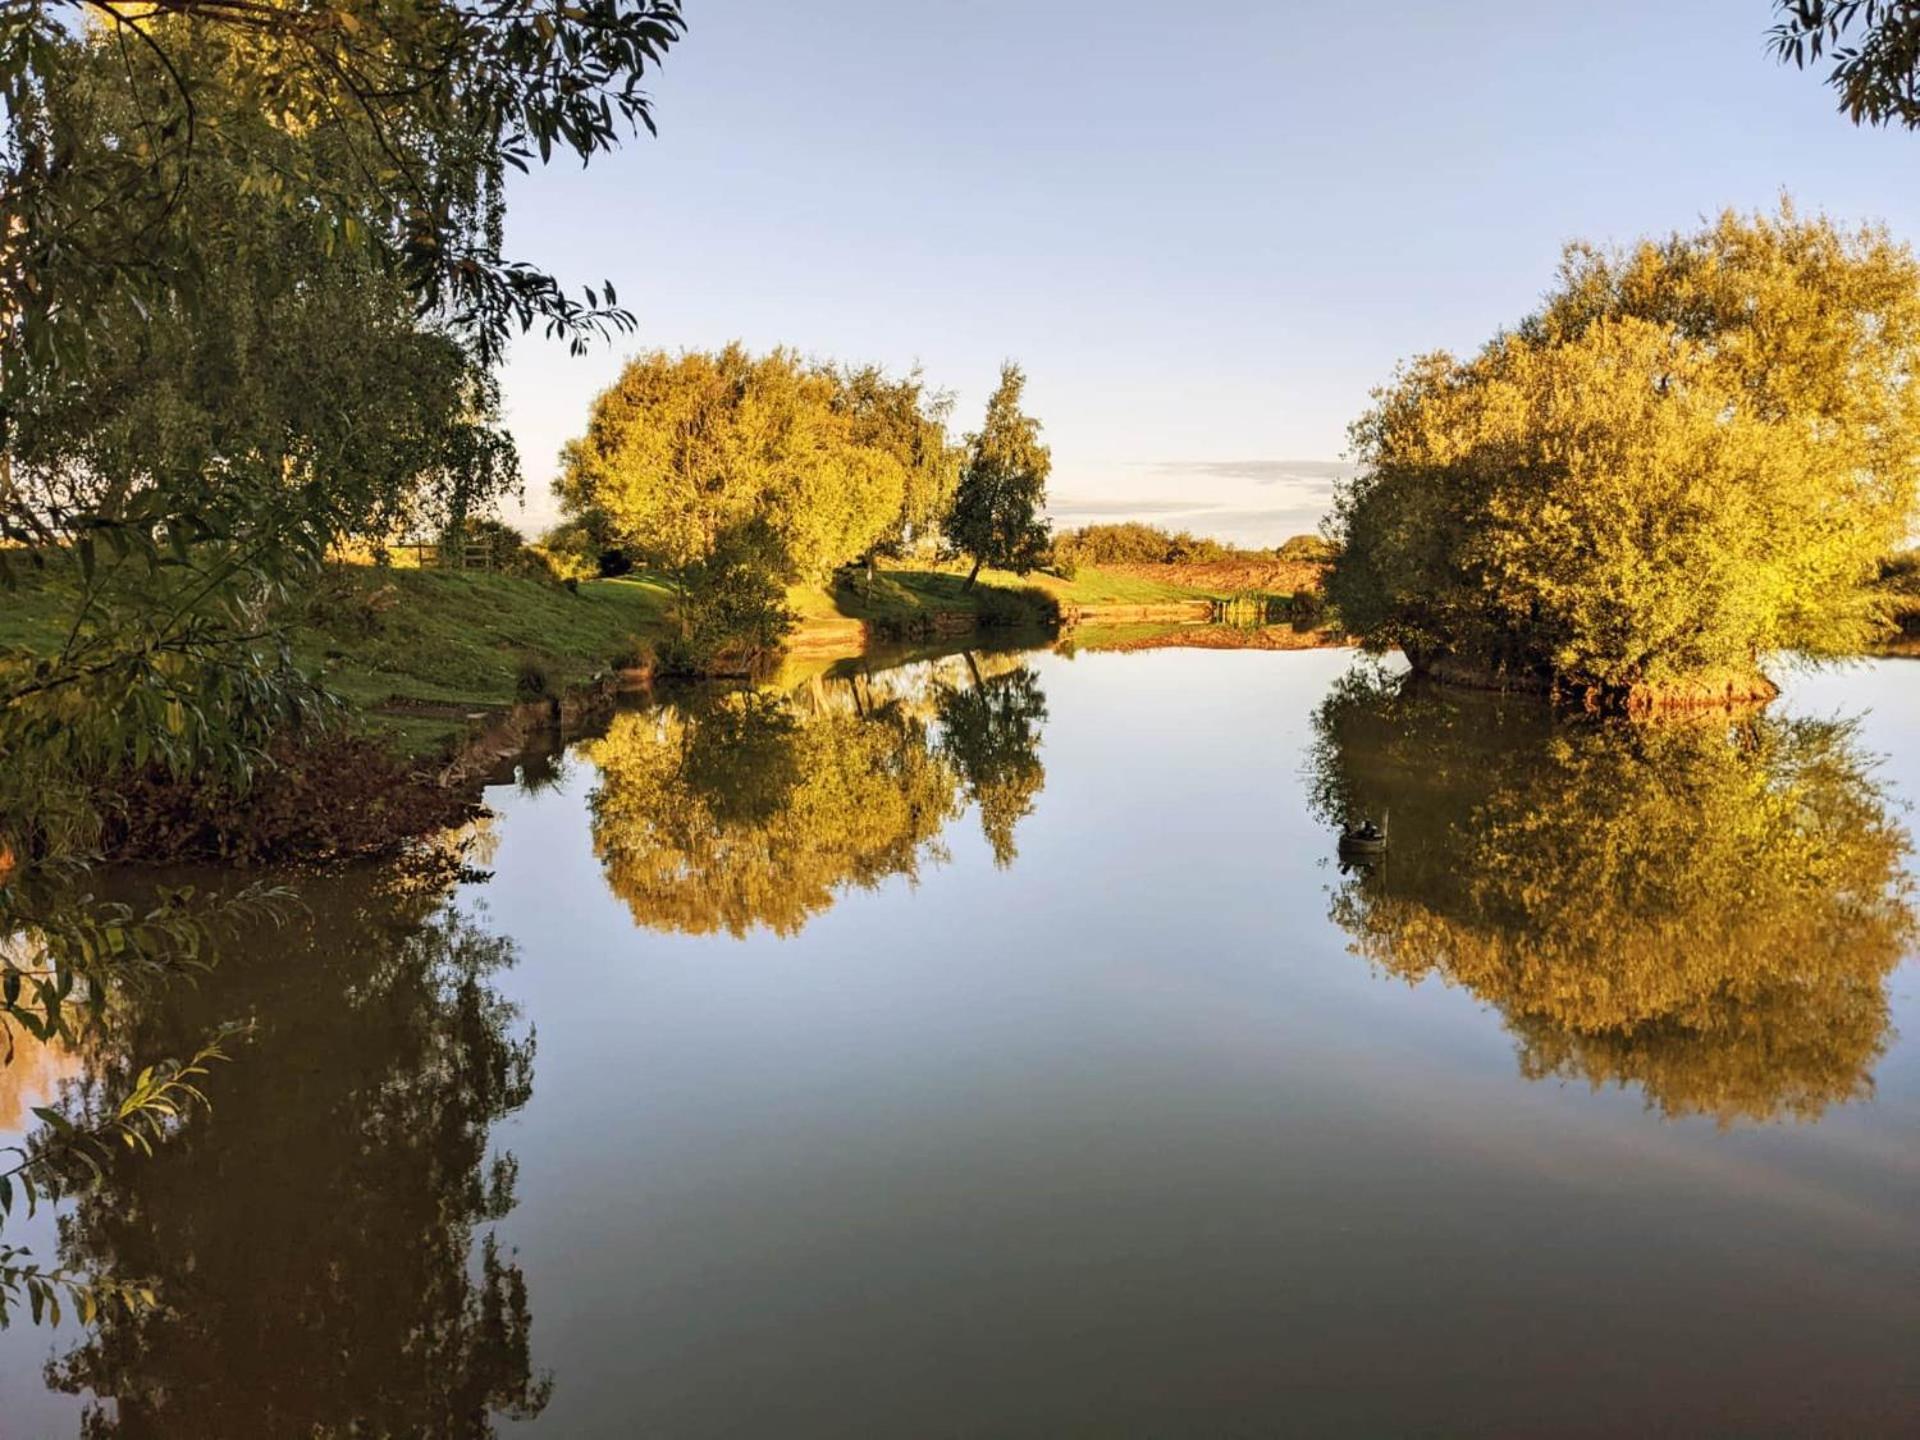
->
left=943, top=362, right=1052, bottom=588
left=1327, top=206, right=1920, bottom=705
left=558, top=346, right=956, bottom=583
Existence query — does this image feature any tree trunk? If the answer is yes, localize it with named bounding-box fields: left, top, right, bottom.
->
left=963, top=557, right=982, bottom=591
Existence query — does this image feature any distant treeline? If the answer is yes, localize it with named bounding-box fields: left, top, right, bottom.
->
left=1051, top=522, right=1333, bottom=570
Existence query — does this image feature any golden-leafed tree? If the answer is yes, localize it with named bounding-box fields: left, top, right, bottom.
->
left=1328, top=205, right=1920, bottom=707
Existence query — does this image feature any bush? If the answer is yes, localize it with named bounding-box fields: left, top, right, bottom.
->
left=659, top=525, right=793, bottom=675
left=1052, top=521, right=1264, bottom=568
left=1277, top=534, right=1337, bottom=565
left=513, top=654, right=553, bottom=701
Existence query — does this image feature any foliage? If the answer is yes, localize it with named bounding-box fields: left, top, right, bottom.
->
left=584, top=690, right=961, bottom=937
left=455, top=519, right=549, bottom=579
left=1, top=0, right=685, bottom=376
left=1276, top=533, right=1337, bottom=565
left=943, top=363, right=1052, bottom=587
left=1771, top=0, right=1920, bottom=128
left=533, top=516, right=609, bottom=583
left=829, top=363, right=962, bottom=557
left=5, top=26, right=519, bottom=547
left=1328, top=205, right=1920, bottom=702
left=1053, top=522, right=1258, bottom=568
left=1, top=488, right=342, bottom=868
left=658, top=524, right=794, bottom=675
left=1881, top=548, right=1920, bottom=632
left=0, top=874, right=288, bottom=1325
left=1308, top=667, right=1916, bottom=1124
left=558, top=345, right=922, bottom=584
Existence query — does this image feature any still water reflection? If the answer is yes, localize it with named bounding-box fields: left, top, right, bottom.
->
left=2, top=645, right=1918, bottom=1435
left=1309, top=666, right=1916, bottom=1125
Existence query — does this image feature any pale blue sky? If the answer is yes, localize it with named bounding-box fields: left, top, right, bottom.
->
left=499, top=0, right=1919, bottom=543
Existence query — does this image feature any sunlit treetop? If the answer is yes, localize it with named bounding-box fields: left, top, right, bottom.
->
left=1328, top=204, right=1920, bottom=704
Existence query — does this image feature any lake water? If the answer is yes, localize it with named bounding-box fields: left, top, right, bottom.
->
left=4, top=642, right=1919, bottom=1436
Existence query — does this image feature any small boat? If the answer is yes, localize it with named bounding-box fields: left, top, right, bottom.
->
left=1338, top=817, right=1389, bottom=856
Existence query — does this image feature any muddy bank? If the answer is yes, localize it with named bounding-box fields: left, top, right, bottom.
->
left=1412, top=653, right=1780, bottom=714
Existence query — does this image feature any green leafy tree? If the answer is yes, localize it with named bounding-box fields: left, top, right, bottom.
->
left=943, top=363, right=1052, bottom=589
left=829, top=362, right=961, bottom=561
left=1771, top=1, right=1920, bottom=127
left=1328, top=205, right=1920, bottom=707
left=583, top=688, right=961, bottom=937
left=1, top=1, right=686, bottom=378
left=558, top=345, right=915, bottom=584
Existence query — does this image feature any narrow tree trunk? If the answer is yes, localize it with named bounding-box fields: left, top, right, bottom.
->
left=963, top=557, right=982, bottom=591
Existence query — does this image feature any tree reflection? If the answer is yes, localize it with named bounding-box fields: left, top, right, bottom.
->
left=1308, top=668, right=1916, bottom=1125
left=45, top=870, right=546, bottom=1438
left=936, top=659, right=1048, bottom=867
left=582, top=654, right=1049, bottom=936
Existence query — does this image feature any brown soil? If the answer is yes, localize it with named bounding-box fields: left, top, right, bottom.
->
left=1416, top=654, right=1780, bottom=713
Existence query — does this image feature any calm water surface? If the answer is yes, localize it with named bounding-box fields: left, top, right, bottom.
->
left=3, top=644, right=1918, bottom=1436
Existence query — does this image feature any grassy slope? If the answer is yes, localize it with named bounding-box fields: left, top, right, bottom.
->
left=2, top=564, right=674, bottom=755
left=5, top=555, right=1286, bottom=756
left=299, top=568, right=672, bottom=709
left=815, top=560, right=1257, bottom=623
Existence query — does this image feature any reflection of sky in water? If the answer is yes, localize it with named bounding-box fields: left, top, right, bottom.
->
left=4, top=648, right=1918, bottom=1435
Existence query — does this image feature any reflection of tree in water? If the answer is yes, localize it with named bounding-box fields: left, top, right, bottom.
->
left=46, top=870, right=546, bottom=1438
left=583, top=654, right=1048, bottom=936
left=1309, top=667, right=1916, bottom=1125
left=936, top=659, right=1048, bottom=868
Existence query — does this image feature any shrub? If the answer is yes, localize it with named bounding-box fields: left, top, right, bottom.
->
left=1052, top=521, right=1267, bottom=568
left=1277, top=534, right=1337, bottom=565
left=658, top=525, right=793, bottom=675
left=609, top=634, right=655, bottom=671
left=513, top=654, right=553, bottom=701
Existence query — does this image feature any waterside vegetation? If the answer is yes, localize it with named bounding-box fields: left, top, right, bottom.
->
left=1327, top=206, right=1920, bottom=711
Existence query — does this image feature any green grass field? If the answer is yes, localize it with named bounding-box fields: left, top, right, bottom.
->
left=4, top=555, right=1279, bottom=756
left=297, top=568, right=673, bottom=710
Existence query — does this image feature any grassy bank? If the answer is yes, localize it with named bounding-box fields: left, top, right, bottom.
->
left=4, top=556, right=1323, bottom=758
